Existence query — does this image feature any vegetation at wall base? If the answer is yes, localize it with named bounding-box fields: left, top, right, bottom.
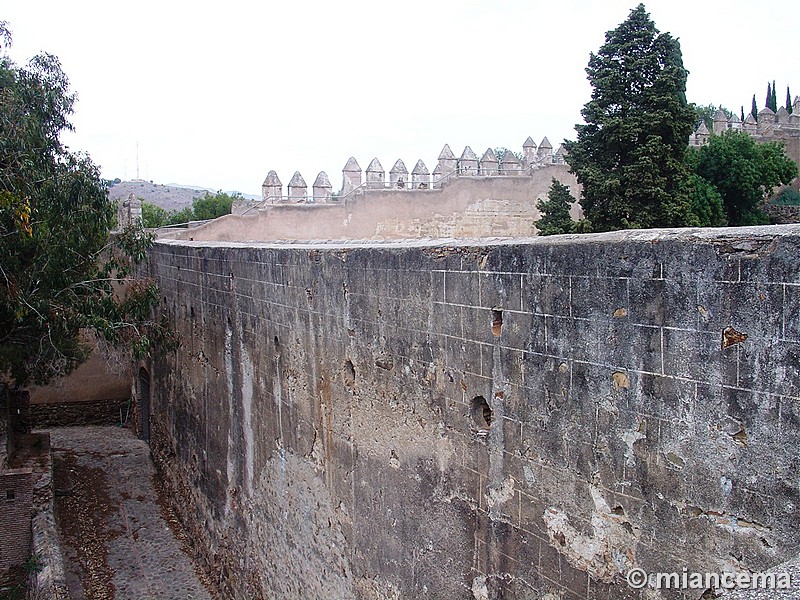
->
left=687, top=131, right=798, bottom=226
left=0, top=22, right=176, bottom=387
left=535, top=178, right=577, bottom=235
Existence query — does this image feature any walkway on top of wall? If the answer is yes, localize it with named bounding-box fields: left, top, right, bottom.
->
left=48, top=426, right=216, bottom=600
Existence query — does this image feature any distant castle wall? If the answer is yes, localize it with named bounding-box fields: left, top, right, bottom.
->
left=167, top=164, right=581, bottom=243
left=690, top=98, right=800, bottom=169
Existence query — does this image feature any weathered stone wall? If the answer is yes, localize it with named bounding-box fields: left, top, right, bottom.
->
left=145, top=225, right=800, bottom=599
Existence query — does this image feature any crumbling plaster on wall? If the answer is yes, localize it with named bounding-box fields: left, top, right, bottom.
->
left=143, top=225, right=800, bottom=599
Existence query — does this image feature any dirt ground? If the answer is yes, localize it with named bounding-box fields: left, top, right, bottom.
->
left=49, top=426, right=216, bottom=600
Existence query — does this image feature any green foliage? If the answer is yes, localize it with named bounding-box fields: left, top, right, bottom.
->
left=565, top=4, right=697, bottom=232
left=191, top=191, right=237, bottom=220
left=0, top=24, right=176, bottom=387
left=167, top=206, right=194, bottom=225
left=494, top=147, right=523, bottom=163
left=751, top=95, right=758, bottom=120
left=141, top=201, right=169, bottom=228
left=787, top=86, right=793, bottom=114
left=766, top=82, right=773, bottom=112
left=535, top=178, right=576, bottom=235
left=770, top=187, right=800, bottom=206
left=688, top=130, right=798, bottom=226
left=691, top=104, right=733, bottom=131
left=770, top=80, right=777, bottom=112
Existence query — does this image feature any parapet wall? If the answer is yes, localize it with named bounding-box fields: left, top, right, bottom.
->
left=167, top=165, right=580, bottom=243
left=144, top=226, right=800, bottom=599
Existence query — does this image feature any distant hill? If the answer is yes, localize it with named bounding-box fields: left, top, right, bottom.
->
left=107, top=180, right=259, bottom=212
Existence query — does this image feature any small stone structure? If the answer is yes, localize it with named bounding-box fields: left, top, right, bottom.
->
left=116, top=193, right=142, bottom=229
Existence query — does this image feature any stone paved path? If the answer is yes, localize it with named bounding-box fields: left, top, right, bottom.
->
left=49, top=426, right=216, bottom=600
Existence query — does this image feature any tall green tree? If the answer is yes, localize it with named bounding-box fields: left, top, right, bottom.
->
left=535, top=178, right=575, bottom=235
left=766, top=82, right=773, bottom=112
left=751, top=95, right=758, bottom=120
left=564, top=4, right=697, bottom=231
left=688, top=130, right=798, bottom=226
left=787, top=86, right=793, bottom=114
left=0, top=23, right=174, bottom=386
left=771, top=80, right=777, bottom=112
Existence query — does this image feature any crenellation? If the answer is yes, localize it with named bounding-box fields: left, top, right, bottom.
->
left=312, top=171, right=332, bottom=203
left=256, top=135, right=568, bottom=208
left=458, top=146, right=479, bottom=176
left=116, top=192, right=142, bottom=229
left=287, top=171, right=307, bottom=202
left=365, top=157, right=384, bottom=188
left=388, top=159, right=408, bottom=188
left=480, top=148, right=499, bottom=175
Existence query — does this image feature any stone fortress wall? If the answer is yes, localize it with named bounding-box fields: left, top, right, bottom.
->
left=142, top=225, right=800, bottom=599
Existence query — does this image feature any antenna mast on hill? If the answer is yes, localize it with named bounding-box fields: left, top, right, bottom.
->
left=136, top=141, right=140, bottom=180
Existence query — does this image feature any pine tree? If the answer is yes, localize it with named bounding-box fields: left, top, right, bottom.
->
left=564, top=4, right=696, bottom=231
left=787, top=86, right=793, bottom=114
left=535, top=179, right=576, bottom=235
left=751, top=95, right=758, bottom=121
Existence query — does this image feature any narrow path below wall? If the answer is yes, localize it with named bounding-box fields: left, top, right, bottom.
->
left=47, top=426, right=216, bottom=600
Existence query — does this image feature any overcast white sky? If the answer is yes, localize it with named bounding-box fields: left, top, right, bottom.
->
left=3, top=1, right=797, bottom=195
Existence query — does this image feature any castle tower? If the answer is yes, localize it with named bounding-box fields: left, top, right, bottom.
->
left=389, top=159, right=409, bottom=188
left=536, top=137, right=553, bottom=164
left=522, top=136, right=537, bottom=167
left=341, top=157, right=362, bottom=195
left=712, top=109, right=728, bottom=135
left=500, top=151, right=522, bottom=175
left=366, top=158, right=385, bottom=188
left=728, top=112, right=742, bottom=131
left=480, top=148, right=498, bottom=175
left=262, top=170, right=282, bottom=202
left=459, top=146, right=478, bottom=176
left=312, top=171, right=332, bottom=202
left=411, top=160, right=430, bottom=189
left=776, top=106, right=790, bottom=124
left=757, top=107, right=776, bottom=134
left=287, top=171, right=307, bottom=202
left=743, top=113, right=758, bottom=133
left=118, top=193, right=142, bottom=228
left=553, top=144, right=568, bottom=164
left=437, top=144, right=456, bottom=184
left=692, top=121, right=710, bottom=146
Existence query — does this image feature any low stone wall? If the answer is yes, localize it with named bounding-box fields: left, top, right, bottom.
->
left=28, top=398, right=130, bottom=429
left=145, top=225, right=800, bottom=599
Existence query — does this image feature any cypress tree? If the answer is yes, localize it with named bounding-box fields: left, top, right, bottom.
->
left=740, top=106, right=745, bottom=123
left=787, top=86, right=793, bottom=114
left=565, top=4, right=696, bottom=231
left=766, top=82, right=772, bottom=111
left=751, top=95, right=758, bottom=120
left=770, top=80, right=778, bottom=112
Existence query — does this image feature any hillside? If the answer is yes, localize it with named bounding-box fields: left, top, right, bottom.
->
left=107, top=180, right=212, bottom=212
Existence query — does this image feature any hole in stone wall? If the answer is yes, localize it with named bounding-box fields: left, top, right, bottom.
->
left=491, top=309, right=503, bottom=337
left=190, top=306, right=195, bottom=320
left=6, top=489, right=15, bottom=501
left=343, top=359, right=356, bottom=389
left=471, top=396, right=493, bottom=434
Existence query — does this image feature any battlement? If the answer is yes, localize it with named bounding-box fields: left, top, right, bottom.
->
left=256, top=137, right=568, bottom=206
left=689, top=97, right=800, bottom=147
